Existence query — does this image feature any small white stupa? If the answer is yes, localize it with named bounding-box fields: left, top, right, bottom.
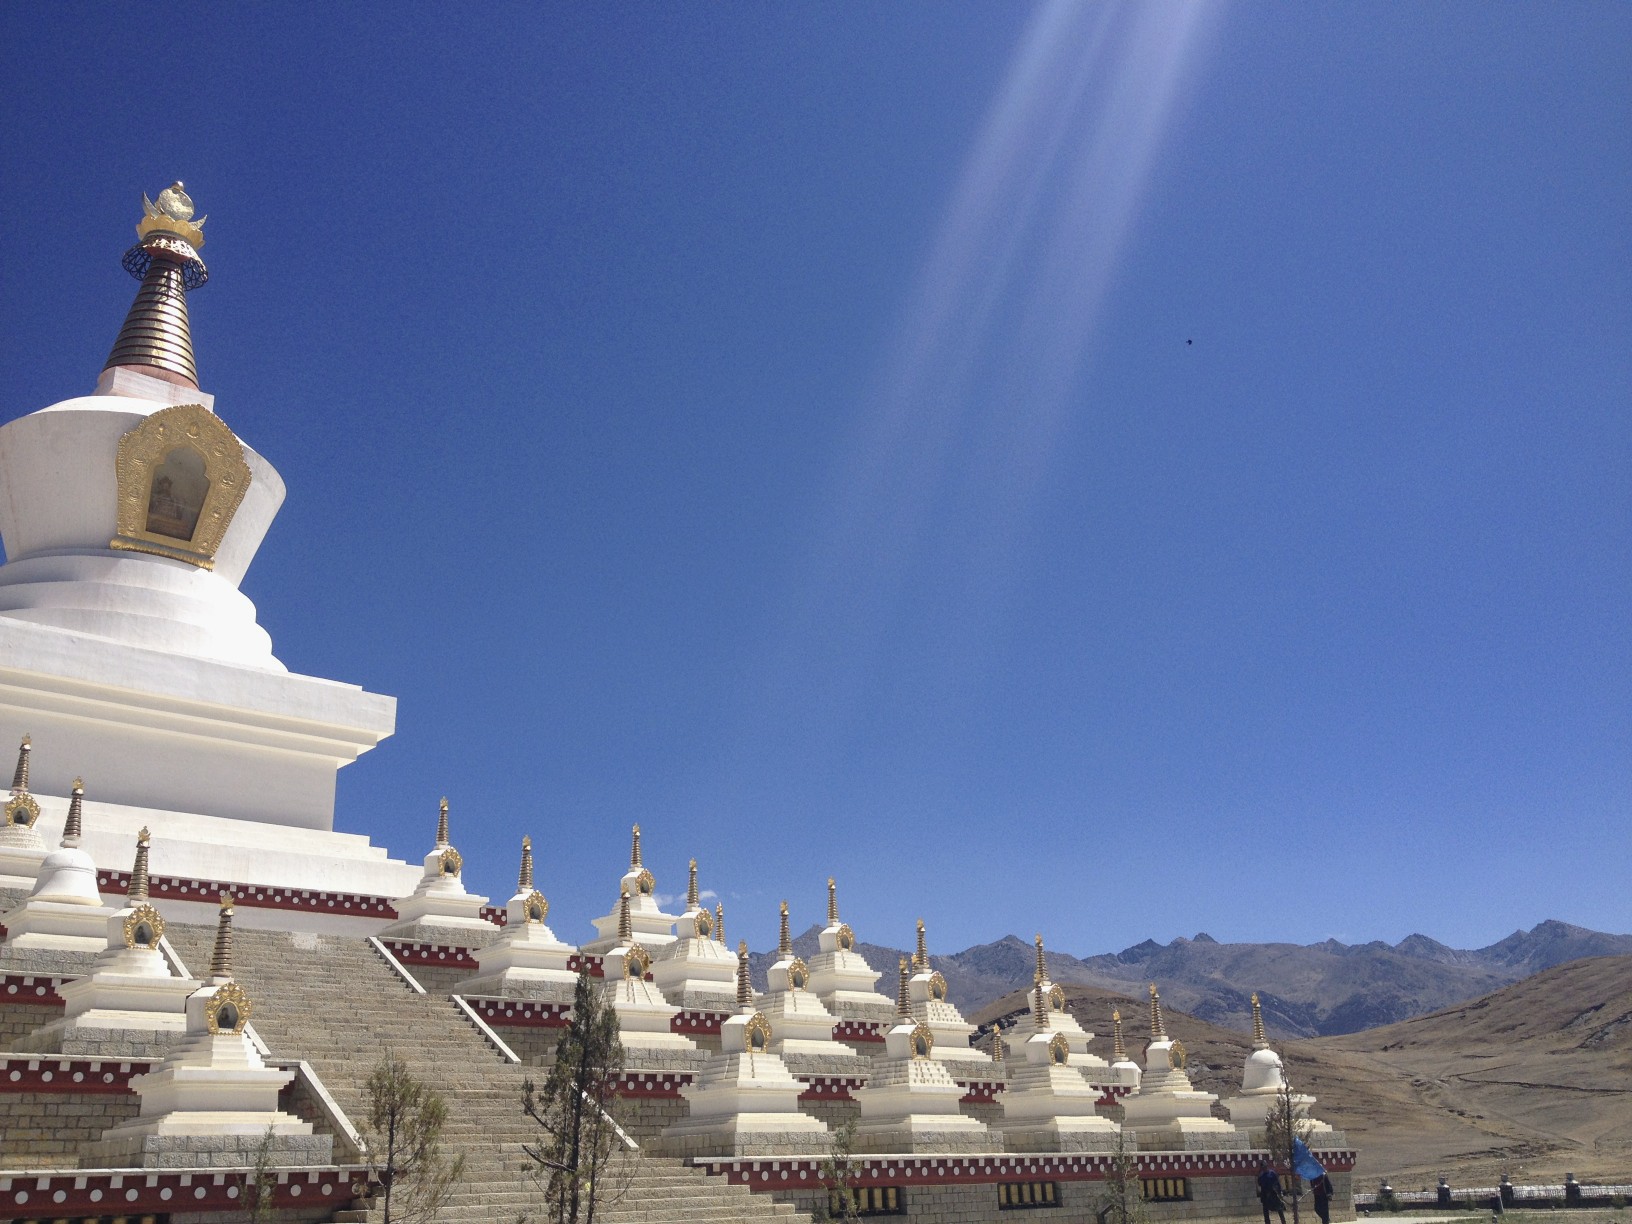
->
left=662, top=941, right=830, bottom=1158
left=1, top=779, right=116, bottom=956
left=650, top=859, right=736, bottom=1012
left=582, top=825, right=680, bottom=955
left=756, top=900, right=863, bottom=1064
left=1222, top=992, right=1332, bottom=1136
left=853, top=957, right=991, bottom=1154
left=997, top=984, right=1119, bottom=1152
left=22, top=827, right=199, bottom=1056
left=0, top=736, right=49, bottom=889
left=378, top=797, right=497, bottom=944
left=87, top=895, right=330, bottom=1168
left=1119, top=984, right=1243, bottom=1149
left=456, top=836, right=580, bottom=1002
left=1108, top=1007, right=1142, bottom=1091
left=599, top=889, right=696, bottom=1054
left=1005, top=935, right=1106, bottom=1073
left=807, top=877, right=895, bottom=1027
left=906, top=919, right=990, bottom=1074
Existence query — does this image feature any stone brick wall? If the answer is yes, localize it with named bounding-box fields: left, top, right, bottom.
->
left=0, top=1089, right=139, bottom=1165
left=0, top=1001, right=61, bottom=1048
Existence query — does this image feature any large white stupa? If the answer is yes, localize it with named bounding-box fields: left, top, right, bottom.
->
left=0, top=185, right=417, bottom=920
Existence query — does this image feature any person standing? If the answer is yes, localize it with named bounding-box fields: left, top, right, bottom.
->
left=1258, top=1161, right=1288, bottom=1224
left=1311, top=1172, right=1334, bottom=1224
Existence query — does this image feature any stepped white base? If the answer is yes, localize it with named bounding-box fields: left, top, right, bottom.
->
left=2, top=897, right=116, bottom=951
left=665, top=1049, right=831, bottom=1158
left=59, top=970, right=200, bottom=1021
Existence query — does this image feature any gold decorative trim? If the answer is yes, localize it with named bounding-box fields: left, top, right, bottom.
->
left=928, top=971, right=948, bottom=1002
left=787, top=957, right=809, bottom=991
left=835, top=922, right=855, bottom=952
left=122, top=902, right=166, bottom=949
left=438, top=847, right=463, bottom=877
left=3, top=794, right=39, bottom=828
left=1171, top=1038, right=1187, bottom=1069
left=205, top=981, right=252, bottom=1035
left=693, top=909, right=714, bottom=939
left=910, top=1023, right=935, bottom=1060
left=1048, top=984, right=1065, bottom=1011
left=1049, top=1033, right=1070, bottom=1065
left=744, top=1013, right=772, bottom=1053
left=522, top=889, right=549, bottom=925
left=109, top=404, right=251, bottom=571
left=624, top=944, right=652, bottom=979
left=633, top=867, right=655, bottom=896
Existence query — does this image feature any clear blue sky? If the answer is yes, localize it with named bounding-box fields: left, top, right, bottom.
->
left=2, top=4, right=1626, bottom=959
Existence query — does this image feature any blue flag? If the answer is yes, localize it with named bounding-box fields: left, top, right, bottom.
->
left=1292, top=1139, right=1326, bottom=1182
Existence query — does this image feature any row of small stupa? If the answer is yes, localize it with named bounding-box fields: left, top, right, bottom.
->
left=0, top=737, right=1330, bottom=1163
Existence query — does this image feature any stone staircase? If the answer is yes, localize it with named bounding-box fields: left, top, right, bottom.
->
left=163, top=925, right=801, bottom=1224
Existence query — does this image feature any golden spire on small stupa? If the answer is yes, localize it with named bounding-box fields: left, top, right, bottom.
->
left=128, top=827, right=152, bottom=903
left=517, top=835, right=534, bottom=892
left=61, top=778, right=85, bottom=847
left=735, top=940, right=752, bottom=1011
left=210, top=893, right=236, bottom=979
left=990, top=1024, right=1006, bottom=1062
left=714, top=902, right=725, bottom=945
left=687, top=858, right=699, bottom=909
left=1112, top=1009, right=1127, bottom=1061
left=827, top=877, right=839, bottom=925
left=629, top=823, right=642, bottom=869
left=1034, top=933, right=1048, bottom=985
left=10, top=735, right=31, bottom=796
left=1251, top=991, right=1268, bottom=1050
left=104, top=182, right=210, bottom=389
left=1033, top=981, right=1049, bottom=1032
left=913, top=918, right=928, bottom=971
left=778, top=900, right=791, bottom=957
left=435, top=797, right=450, bottom=848
left=617, top=887, right=633, bottom=942
left=1149, top=983, right=1167, bottom=1040
left=895, top=956, right=912, bottom=1018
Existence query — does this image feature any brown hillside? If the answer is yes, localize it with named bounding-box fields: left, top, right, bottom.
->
left=975, top=957, right=1632, bottom=1188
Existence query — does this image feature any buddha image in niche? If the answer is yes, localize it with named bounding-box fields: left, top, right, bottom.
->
left=144, top=445, right=209, bottom=541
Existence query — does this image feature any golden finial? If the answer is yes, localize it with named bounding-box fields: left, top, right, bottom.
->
left=778, top=900, right=791, bottom=957
left=107, top=183, right=209, bottom=388
left=517, top=835, right=534, bottom=891
left=1149, top=983, right=1167, bottom=1040
left=735, top=940, right=752, bottom=1011
left=1251, top=991, right=1268, bottom=1049
left=210, top=893, right=235, bottom=979
left=687, top=858, right=699, bottom=909
left=714, top=902, right=725, bottom=945
left=61, top=777, right=85, bottom=845
left=896, top=956, right=911, bottom=1018
left=10, top=735, right=31, bottom=795
left=128, top=827, right=152, bottom=903
left=990, top=1024, right=1006, bottom=1062
left=1034, top=933, right=1047, bottom=985
left=1112, top=1009, right=1127, bottom=1061
left=617, top=886, right=633, bottom=942
left=436, top=797, right=450, bottom=848
left=827, top=877, right=838, bottom=925
left=630, top=824, right=642, bottom=869
left=914, top=918, right=928, bottom=971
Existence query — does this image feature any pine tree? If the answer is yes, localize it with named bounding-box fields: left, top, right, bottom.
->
left=365, top=1052, right=465, bottom=1224
left=1263, top=1079, right=1313, bottom=1224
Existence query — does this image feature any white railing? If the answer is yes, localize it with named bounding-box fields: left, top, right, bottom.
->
left=367, top=936, right=427, bottom=994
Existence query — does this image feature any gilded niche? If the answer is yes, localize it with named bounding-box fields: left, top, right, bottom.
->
left=110, top=404, right=251, bottom=569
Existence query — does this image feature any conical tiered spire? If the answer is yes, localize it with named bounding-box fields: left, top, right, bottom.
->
left=1148, top=983, right=1167, bottom=1040
left=1251, top=991, right=1268, bottom=1050
left=617, top=887, right=633, bottom=942
left=129, top=827, right=152, bottom=903
left=61, top=778, right=85, bottom=847
left=210, top=894, right=235, bottom=979
left=436, top=797, right=450, bottom=848
left=1112, top=1009, right=1127, bottom=1062
left=517, top=835, right=533, bottom=892
left=10, top=736, right=30, bottom=795
left=1032, top=982, right=1048, bottom=1032
left=104, top=183, right=209, bottom=389
left=1036, top=933, right=1049, bottom=984
left=913, top=919, right=928, bottom=971
left=778, top=901, right=791, bottom=957
left=687, top=858, right=699, bottom=909
left=990, top=1024, right=1006, bottom=1063
left=735, top=941, right=752, bottom=1012
left=714, top=902, right=725, bottom=945
left=895, top=957, right=911, bottom=1018
left=827, top=877, right=838, bottom=925
left=629, top=824, right=642, bottom=869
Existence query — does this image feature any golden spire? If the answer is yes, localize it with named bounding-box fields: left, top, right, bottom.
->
left=778, top=900, right=791, bottom=957
left=1149, top=983, right=1167, bottom=1040
left=617, top=886, right=633, bottom=942
left=895, top=956, right=911, bottom=1018
left=687, top=858, right=699, bottom=909
left=1034, top=933, right=1047, bottom=985
left=827, top=877, right=838, bottom=925
left=104, top=183, right=209, bottom=389
left=210, top=893, right=235, bottom=979
left=913, top=918, right=928, bottom=971
left=61, top=778, right=85, bottom=846
left=436, top=797, right=450, bottom=848
left=735, top=940, right=752, bottom=1011
left=714, top=902, right=725, bottom=945
left=517, top=835, right=534, bottom=891
left=1033, top=981, right=1048, bottom=1032
left=1112, top=1009, right=1127, bottom=1061
left=129, top=827, right=152, bottom=903
left=629, top=824, right=642, bottom=869
left=1251, top=991, right=1268, bottom=1049
left=990, top=1024, right=1006, bottom=1063
left=10, top=735, right=31, bottom=795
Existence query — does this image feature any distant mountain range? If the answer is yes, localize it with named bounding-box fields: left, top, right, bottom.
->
left=750, top=919, right=1632, bottom=1038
